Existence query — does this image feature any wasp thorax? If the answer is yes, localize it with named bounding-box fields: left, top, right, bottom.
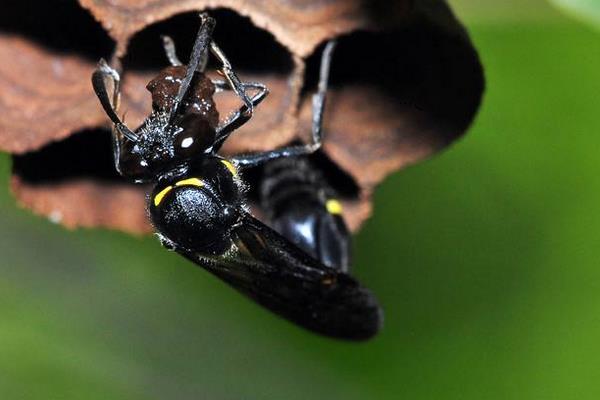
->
left=134, top=112, right=177, bottom=162
left=133, top=111, right=217, bottom=169
left=150, top=179, right=240, bottom=255
left=173, top=114, right=217, bottom=157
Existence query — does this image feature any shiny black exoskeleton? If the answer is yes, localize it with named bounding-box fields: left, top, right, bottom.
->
left=260, top=156, right=351, bottom=273
left=92, top=14, right=382, bottom=340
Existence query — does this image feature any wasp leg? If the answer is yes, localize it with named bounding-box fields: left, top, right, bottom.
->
left=161, top=18, right=268, bottom=151
left=212, top=80, right=269, bottom=152
left=156, top=233, right=177, bottom=251
left=161, top=29, right=257, bottom=114
left=160, top=38, right=269, bottom=151
left=169, top=13, right=216, bottom=121
left=91, top=59, right=140, bottom=176
left=232, top=40, right=336, bottom=168
left=209, top=42, right=254, bottom=116
left=161, top=35, right=211, bottom=72
left=161, top=35, right=183, bottom=66
left=91, top=60, right=137, bottom=141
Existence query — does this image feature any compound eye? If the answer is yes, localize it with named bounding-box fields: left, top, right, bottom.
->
left=174, top=114, right=216, bottom=157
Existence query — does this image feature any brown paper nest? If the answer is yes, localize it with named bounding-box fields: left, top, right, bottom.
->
left=0, top=0, right=484, bottom=233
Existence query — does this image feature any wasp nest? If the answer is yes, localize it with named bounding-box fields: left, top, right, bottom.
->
left=0, top=0, right=484, bottom=233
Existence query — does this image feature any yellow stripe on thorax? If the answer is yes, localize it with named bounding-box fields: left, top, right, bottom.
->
left=153, top=178, right=204, bottom=207
left=175, top=177, right=204, bottom=188
left=154, top=186, right=173, bottom=207
left=220, top=159, right=238, bottom=177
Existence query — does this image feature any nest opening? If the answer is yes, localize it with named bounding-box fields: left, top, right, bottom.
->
left=303, top=22, right=483, bottom=139
left=123, top=8, right=293, bottom=75
left=12, top=129, right=122, bottom=185
left=0, top=0, right=113, bottom=61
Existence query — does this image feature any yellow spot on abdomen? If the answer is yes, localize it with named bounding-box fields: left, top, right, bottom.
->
left=220, top=159, right=238, bottom=177
left=326, top=199, right=343, bottom=215
left=175, top=177, right=204, bottom=188
left=154, top=186, right=173, bottom=207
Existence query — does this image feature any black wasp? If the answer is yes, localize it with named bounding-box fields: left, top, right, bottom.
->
left=92, top=14, right=382, bottom=340
left=260, top=156, right=352, bottom=273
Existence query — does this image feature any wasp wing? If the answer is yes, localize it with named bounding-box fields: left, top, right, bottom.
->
left=175, top=212, right=382, bottom=340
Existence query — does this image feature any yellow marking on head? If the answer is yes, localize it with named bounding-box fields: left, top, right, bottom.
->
left=154, top=185, right=173, bottom=207
left=326, top=199, right=343, bottom=215
left=175, top=177, right=204, bottom=188
left=221, top=159, right=238, bottom=177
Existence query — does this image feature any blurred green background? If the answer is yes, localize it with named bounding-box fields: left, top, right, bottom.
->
left=1, top=1, right=600, bottom=398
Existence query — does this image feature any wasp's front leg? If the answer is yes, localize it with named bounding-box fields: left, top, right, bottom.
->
left=92, top=60, right=148, bottom=179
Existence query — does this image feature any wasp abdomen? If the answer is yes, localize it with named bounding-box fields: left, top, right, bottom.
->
left=260, top=157, right=351, bottom=272
left=146, top=66, right=219, bottom=128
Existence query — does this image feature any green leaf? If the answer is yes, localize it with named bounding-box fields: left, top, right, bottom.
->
left=549, top=0, right=600, bottom=28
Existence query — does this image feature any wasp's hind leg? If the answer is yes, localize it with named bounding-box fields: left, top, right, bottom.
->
left=231, top=40, right=336, bottom=168
left=208, top=43, right=273, bottom=151
left=209, top=42, right=253, bottom=115
left=212, top=80, right=269, bottom=152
